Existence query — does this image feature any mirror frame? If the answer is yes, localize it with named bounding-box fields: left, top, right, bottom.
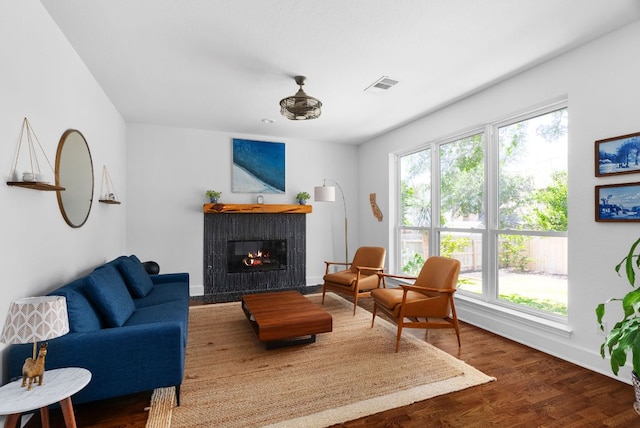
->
left=55, top=129, right=94, bottom=228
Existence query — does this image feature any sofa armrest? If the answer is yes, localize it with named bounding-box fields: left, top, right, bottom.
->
left=7, top=322, right=185, bottom=403
left=150, top=272, right=189, bottom=285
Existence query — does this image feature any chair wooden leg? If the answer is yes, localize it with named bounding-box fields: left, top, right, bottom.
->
left=395, top=322, right=404, bottom=353
left=321, top=285, right=326, bottom=305
left=352, top=293, right=358, bottom=315
left=371, top=304, right=377, bottom=327
left=453, top=319, right=461, bottom=347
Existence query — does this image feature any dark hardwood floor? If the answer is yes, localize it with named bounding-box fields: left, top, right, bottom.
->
left=23, top=293, right=638, bottom=428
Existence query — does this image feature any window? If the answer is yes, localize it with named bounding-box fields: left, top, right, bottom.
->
left=398, top=104, right=568, bottom=319
left=496, top=108, right=568, bottom=316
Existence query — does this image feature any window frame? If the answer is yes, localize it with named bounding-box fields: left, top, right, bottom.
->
left=396, top=100, right=568, bottom=324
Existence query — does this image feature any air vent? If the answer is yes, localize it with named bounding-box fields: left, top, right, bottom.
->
left=365, top=76, right=399, bottom=93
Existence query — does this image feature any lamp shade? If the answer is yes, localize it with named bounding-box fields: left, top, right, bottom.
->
left=314, top=185, right=335, bottom=202
left=1, top=296, right=69, bottom=345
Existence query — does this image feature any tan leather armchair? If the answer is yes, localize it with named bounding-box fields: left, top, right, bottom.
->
left=321, top=246, right=386, bottom=315
left=371, top=256, right=461, bottom=352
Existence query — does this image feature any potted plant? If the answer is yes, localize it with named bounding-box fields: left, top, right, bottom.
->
left=596, top=236, right=640, bottom=410
left=206, top=190, right=221, bottom=203
left=295, top=191, right=310, bottom=205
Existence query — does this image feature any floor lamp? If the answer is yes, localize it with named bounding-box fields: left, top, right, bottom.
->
left=314, top=179, right=348, bottom=263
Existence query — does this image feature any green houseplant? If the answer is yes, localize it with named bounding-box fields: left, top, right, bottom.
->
left=596, top=236, right=640, bottom=408
left=206, top=190, right=221, bottom=203
left=295, top=191, right=310, bottom=205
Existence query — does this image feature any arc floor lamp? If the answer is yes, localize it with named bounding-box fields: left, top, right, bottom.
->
left=314, top=179, right=348, bottom=263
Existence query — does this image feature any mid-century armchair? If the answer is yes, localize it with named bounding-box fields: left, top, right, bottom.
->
left=321, top=246, right=386, bottom=315
left=371, top=256, right=461, bottom=352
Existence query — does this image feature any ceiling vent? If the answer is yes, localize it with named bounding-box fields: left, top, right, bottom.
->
left=364, top=76, right=399, bottom=93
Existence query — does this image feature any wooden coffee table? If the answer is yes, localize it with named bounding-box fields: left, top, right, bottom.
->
left=241, top=290, right=332, bottom=349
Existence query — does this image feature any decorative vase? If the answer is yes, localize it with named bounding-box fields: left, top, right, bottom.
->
left=298, top=199, right=306, bottom=205
left=210, top=197, right=218, bottom=203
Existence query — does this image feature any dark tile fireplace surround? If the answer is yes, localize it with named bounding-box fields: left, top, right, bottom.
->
left=203, top=205, right=310, bottom=303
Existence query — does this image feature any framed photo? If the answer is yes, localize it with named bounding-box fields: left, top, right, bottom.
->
left=595, top=182, right=640, bottom=222
left=595, top=131, right=640, bottom=177
left=232, top=139, right=285, bottom=194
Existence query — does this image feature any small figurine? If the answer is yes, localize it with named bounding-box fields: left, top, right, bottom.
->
left=22, top=342, right=48, bottom=390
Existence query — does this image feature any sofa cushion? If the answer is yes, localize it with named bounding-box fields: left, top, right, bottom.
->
left=116, top=255, right=154, bottom=298
left=49, top=278, right=102, bottom=333
left=85, top=265, right=136, bottom=327
left=134, top=281, right=190, bottom=309
left=125, top=300, right=189, bottom=346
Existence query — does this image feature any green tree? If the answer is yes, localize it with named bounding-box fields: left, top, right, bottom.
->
left=525, top=171, right=568, bottom=231
left=440, top=134, right=484, bottom=223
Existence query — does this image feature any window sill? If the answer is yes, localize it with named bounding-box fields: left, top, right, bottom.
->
left=383, top=278, right=572, bottom=338
left=455, top=293, right=573, bottom=338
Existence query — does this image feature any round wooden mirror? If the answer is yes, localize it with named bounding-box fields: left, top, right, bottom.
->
left=55, top=129, right=94, bottom=228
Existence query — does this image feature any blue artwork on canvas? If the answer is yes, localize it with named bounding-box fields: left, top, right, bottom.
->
left=232, top=139, right=285, bottom=193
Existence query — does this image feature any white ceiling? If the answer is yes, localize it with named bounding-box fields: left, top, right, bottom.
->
left=41, top=0, right=640, bottom=145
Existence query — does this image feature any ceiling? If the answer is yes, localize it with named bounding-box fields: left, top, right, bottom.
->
left=41, top=0, right=640, bottom=145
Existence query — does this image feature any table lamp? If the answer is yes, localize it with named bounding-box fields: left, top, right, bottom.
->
left=1, top=296, right=69, bottom=389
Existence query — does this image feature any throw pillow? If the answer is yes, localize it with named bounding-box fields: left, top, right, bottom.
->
left=49, top=285, right=102, bottom=333
left=85, top=265, right=136, bottom=327
left=117, top=255, right=154, bottom=298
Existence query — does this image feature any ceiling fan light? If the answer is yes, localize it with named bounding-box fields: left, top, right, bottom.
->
left=279, top=76, right=322, bottom=120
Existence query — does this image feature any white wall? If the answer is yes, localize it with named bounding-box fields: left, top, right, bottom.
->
left=358, top=20, right=640, bottom=382
left=0, top=1, right=126, bottom=383
left=125, top=124, right=359, bottom=291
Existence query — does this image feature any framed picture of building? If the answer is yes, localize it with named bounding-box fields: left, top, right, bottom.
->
left=595, top=131, right=640, bottom=177
left=232, top=138, right=285, bottom=193
left=595, top=182, right=640, bottom=222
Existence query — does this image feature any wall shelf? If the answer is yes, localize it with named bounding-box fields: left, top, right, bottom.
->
left=8, top=118, right=60, bottom=192
left=203, top=203, right=312, bottom=214
left=98, top=165, right=121, bottom=204
left=7, top=181, right=65, bottom=191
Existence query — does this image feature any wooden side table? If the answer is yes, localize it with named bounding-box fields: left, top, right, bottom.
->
left=0, top=367, right=91, bottom=428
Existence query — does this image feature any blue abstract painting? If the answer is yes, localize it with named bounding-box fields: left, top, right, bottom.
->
left=232, top=139, right=285, bottom=193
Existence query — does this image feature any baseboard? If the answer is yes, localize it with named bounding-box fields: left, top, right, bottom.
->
left=189, top=284, right=204, bottom=296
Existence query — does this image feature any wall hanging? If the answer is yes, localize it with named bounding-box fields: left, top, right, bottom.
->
left=595, top=131, right=640, bottom=177
left=232, top=138, right=285, bottom=194
left=55, top=129, right=94, bottom=228
left=98, top=165, right=121, bottom=204
left=595, top=182, right=640, bottom=222
left=7, top=117, right=64, bottom=191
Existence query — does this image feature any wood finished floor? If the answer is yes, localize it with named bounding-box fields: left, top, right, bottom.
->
left=23, top=293, right=638, bottom=428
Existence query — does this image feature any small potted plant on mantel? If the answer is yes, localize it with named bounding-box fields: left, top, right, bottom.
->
left=596, top=236, right=640, bottom=412
left=206, top=190, right=221, bottom=203
left=295, top=191, right=310, bottom=205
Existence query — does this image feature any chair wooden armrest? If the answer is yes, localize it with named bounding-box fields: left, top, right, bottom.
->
left=354, top=266, right=385, bottom=272
left=324, top=261, right=352, bottom=275
left=324, top=261, right=352, bottom=267
left=377, top=272, right=418, bottom=282
left=399, top=284, right=457, bottom=295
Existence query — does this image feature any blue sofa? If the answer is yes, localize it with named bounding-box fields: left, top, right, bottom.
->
left=6, top=255, right=189, bottom=405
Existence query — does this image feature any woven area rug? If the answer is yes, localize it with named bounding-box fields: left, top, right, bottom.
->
left=146, top=293, right=494, bottom=428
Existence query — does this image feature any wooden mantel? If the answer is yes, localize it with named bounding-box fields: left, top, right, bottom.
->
left=203, top=203, right=312, bottom=214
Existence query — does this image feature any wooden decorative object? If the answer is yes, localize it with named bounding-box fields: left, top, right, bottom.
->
left=370, top=193, right=383, bottom=221
left=22, top=342, right=47, bottom=390
left=203, top=203, right=312, bottom=214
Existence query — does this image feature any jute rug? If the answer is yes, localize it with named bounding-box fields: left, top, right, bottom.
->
left=146, top=293, right=494, bottom=428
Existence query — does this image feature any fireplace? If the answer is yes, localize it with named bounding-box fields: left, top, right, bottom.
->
left=203, top=205, right=310, bottom=303
left=227, top=239, right=287, bottom=273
